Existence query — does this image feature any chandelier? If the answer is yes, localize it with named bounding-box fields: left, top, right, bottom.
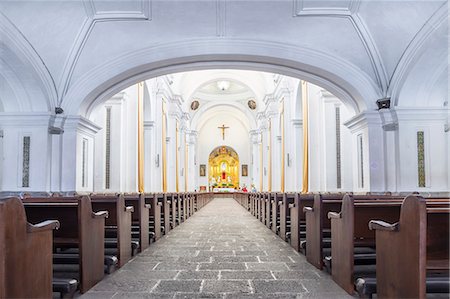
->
left=216, top=80, right=230, bottom=91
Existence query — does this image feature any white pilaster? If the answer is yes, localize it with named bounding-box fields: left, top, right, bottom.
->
left=62, top=116, right=101, bottom=192
left=344, top=111, right=385, bottom=192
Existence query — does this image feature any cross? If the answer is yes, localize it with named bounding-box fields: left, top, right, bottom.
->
left=218, top=124, right=229, bottom=140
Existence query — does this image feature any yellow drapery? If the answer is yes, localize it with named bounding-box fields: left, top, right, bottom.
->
left=175, top=121, right=179, bottom=192
left=137, top=82, right=144, bottom=193
left=259, top=140, right=263, bottom=192
left=162, top=102, right=167, bottom=192
left=281, top=100, right=285, bottom=192
left=268, top=120, right=272, bottom=192
left=301, top=80, right=309, bottom=193
left=185, top=133, right=188, bottom=191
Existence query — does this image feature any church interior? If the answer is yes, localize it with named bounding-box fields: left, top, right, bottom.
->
left=0, top=0, right=449, bottom=298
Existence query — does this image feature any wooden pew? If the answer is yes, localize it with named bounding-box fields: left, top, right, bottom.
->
left=304, top=194, right=406, bottom=270
left=182, top=193, right=189, bottom=221
left=189, top=192, right=195, bottom=216
left=124, top=193, right=150, bottom=252
left=271, top=193, right=283, bottom=234
left=0, top=197, right=60, bottom=299
left=145, top=193, right=161, bottom=241
left=177, top=193, right=184, bottom=224
left=23, top=196, right=108, bottom=293
left=265, top=193, right=272, bottom=229
left=303, top=194, right=342, bottom=268
left=91, top=194, right=134, bottom=267
left=171, top=193, right=179, bottom=228
left=327, top=195, right=403, bottom=294
left=365, top=195, right=450, bottom=298
left=280, top=193, right=297, bottom=242
left=260, top=193, right=267, bottom=225
left=162, top=193, right=171, bottom=234
left=288, top=193, right=314, bottom=252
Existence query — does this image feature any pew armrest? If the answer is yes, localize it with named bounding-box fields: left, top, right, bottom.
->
left=368, top=220, right=399, bottom=231
left=327, top=212, right=341, bottom=219
left=288, top=203, right=295, bottom=209
left=144, top=204, right=151, bottom=209
left=92, top=210, right=109, bottom=219
left=157, top=202, right=163, bottom=206
left=303, top=207, right=314, bottom=213
left=125, top=206, right=134, bottom=213
left=27, top=220, right=60, bottom=233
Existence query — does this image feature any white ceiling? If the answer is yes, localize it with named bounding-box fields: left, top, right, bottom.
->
left=0, top=0, right=447, bottom=114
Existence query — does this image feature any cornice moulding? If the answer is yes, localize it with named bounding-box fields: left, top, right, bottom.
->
left=344, top=110, right=381, bottom=132
left=0, top=112, right=52, bottom=127
left=395, top=107, right=448, bottom=122
left=65, top=115, right=102, bottom=136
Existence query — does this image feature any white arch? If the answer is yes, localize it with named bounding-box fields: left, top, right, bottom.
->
left=63, top=39, right=382, bottom=117
left=191, top=101, right=257, bottom=133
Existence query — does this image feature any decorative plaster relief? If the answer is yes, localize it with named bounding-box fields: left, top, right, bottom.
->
left=87, top=0, right=151, bottom=20
left=293, top=0, right=358, bottom=16
left=292, top=0, right=387, bottom=93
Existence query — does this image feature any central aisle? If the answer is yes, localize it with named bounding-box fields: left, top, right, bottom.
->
left=82, top=198, right=352, bottom=298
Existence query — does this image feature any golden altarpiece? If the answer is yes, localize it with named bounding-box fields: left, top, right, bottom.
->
left=208, top=146, right=239, bottom=189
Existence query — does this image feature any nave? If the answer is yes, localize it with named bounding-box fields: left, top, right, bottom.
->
left=81, top=197, right=351, bottom=299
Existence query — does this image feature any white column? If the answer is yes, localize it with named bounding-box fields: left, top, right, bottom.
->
left=186, top=130, right=197, bottom=191
left=249, top=130, right=261, bottom=191
left=344, top=111, right=385, bottom=192
left=291, top=119, right=303, bottom=192
left=144, top=121, right=155, bottom=191
left=166, top=114, right=177, bottom=192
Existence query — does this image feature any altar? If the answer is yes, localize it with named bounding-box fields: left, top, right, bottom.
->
left=213, top=188, right=235, bottom=193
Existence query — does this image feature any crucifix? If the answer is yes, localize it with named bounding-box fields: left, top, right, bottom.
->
left=218, top=124, right=229, bottom=140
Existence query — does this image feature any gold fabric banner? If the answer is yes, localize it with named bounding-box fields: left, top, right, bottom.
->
left=268, top=121, right=272, bottom=192
left=137, top=82, right=145, bottom=193
left=176, top=121, right=179, bottom=192
left=185, top=133, right=188, bottom=192
left=162, top=102, right=167, bottom=192
left=301, top=81, right=309, bottom=193
left=259, top=140, right=263, bottom=192
left=281, top=101, right=285, bottom=193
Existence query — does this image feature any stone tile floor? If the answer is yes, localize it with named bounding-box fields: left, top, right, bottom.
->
left=80, top=198, right=354, bottom=299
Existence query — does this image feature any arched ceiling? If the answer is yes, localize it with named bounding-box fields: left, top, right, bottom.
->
left=0, top=0, right=447, bottom=113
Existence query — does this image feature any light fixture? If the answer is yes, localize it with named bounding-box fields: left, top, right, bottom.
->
left=217, top=80, right=230, bottom=91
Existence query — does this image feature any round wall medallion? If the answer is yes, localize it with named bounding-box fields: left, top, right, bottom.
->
left=248, top=99, right=257, bottom=110
left=190, top=100, right=200, bottom=110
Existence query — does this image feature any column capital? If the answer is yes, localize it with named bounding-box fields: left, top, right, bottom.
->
left=343, top=111, right=382, bottom=134
left=185, top=130, right=198, bottom=144
left=249, top=129, right=262, bottom=144
left=64, top=116, right=101, bottom=137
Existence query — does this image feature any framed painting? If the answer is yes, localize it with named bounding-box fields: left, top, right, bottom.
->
left=199, top=164, right=206, bottom=176
left=242, top=164, right=248, bottom=177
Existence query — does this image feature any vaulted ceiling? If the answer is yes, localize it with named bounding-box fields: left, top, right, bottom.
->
left=0, top=0, right=447, bottom=114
